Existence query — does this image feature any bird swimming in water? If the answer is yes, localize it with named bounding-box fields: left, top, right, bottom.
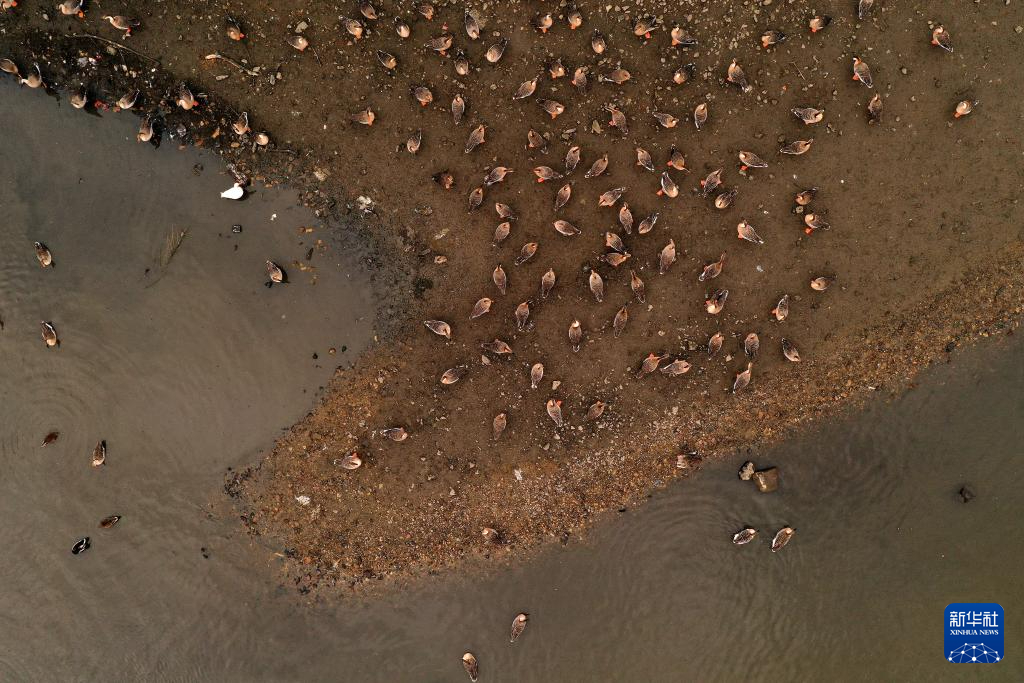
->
left=462, top=652, right=479, bottom=682
left=733, top=528, right=757, bottom=545
left=99, top=515, right=121, bottom=528
left=34, top=241, right=52, bottom=267
left=92, top=440, right=106, bottom=467
left=510, top=613, right=528, bottom=642
left=136, top=115, right=154, bottom=142
left=265, top=260, right=286, bottom=286
left=771, top=527, right=795, bottom=552
left=20, top=63, right=43, bottom=88
left=41, top=321, right=59, bottom=347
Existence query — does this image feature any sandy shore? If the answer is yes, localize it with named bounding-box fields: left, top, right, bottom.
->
left=3, top=0, right=1021, bottom=593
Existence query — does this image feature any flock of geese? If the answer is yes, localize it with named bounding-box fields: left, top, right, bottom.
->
left=0, top=1, right=979, bottom=676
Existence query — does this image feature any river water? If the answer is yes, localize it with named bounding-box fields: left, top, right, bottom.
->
left=1, top=84, right=1021, bottom=681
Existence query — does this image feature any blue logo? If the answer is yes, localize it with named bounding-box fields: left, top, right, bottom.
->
left=945, top=603, right=1003, bottom=663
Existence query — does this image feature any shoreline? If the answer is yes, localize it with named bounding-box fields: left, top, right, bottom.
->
left=235, top=248, right=1021, bottom=595
left=3, top=0, right=1021, bottom=595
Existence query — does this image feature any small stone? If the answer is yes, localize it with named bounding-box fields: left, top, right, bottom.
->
left=738, top=461, right=755, bottom=481
left=753, top=467, right=779, bottom=493
left=958, top=486, right=975, bottom=503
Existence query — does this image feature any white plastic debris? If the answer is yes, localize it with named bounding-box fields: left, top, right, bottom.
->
left=220, top=184, right=245, bottom=200
left=295, top=495, right=311, bottom=506
left=513, top=468, right=523, bottom=481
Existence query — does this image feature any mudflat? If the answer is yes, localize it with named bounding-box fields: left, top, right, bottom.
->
left=2, top=0, right=1020, bottom=592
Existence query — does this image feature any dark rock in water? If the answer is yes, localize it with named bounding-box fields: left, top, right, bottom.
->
left=738, top=461, right=755, bottom=481
left=958, top=486, right=976, bottom=503
left=753, top=468, right=779, bottom=493
left=71, top=537, right=90, bottom=555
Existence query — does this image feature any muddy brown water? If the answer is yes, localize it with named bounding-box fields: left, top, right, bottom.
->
left=2, top=84, right=1022, bottom=681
